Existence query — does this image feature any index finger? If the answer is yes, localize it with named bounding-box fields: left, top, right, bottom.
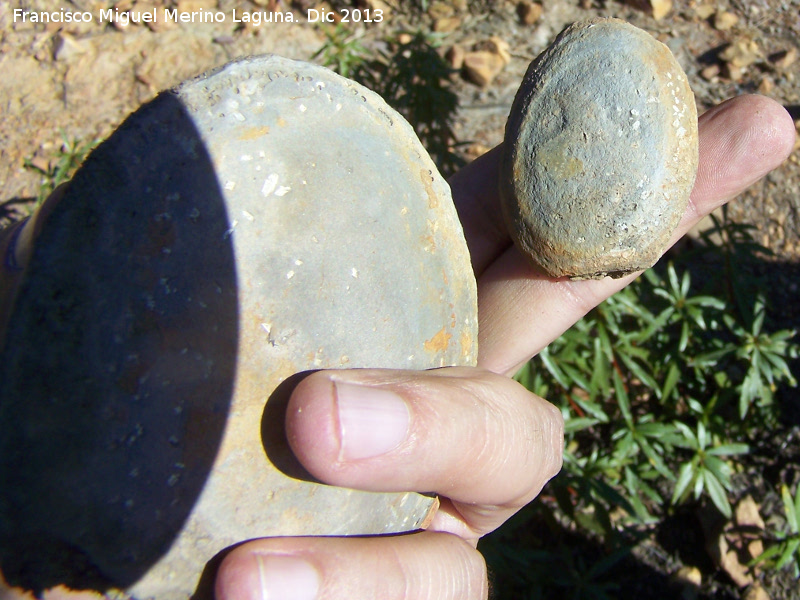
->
left=450, top=95, right=797, bottom=375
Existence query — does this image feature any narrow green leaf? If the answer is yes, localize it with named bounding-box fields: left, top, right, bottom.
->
left=753, top=301, right=766, bottom=336
left=679, top=320, right=690, bottom=353
left=564, top=417, right=601, bottom=434
left=705, top=470, right=732, bottom=518
left=707, top=443, right=750, bottom=457
left=539, top=348, right=570, bottom=389
left=668, top=263, right=680, bottom=296
left=638, top=436, right=674, bottom=480
left=614, top=370, right=632, bottom=427
left=693, top=468, right=705, bottom=500
left=680, top=269, right=691, bottom=297
left=661, top=363, right=681, bottom=401
left=697, top=421, right=708, bottom=450
left=671, top=462, right=694, bottom=505
left=783, top=485, right=799, bottom=533
left=702, top=455, right=732, bottom=487
left=618, top=352, right=660, bottom=396
left=775, top=538, right=800, bottom=570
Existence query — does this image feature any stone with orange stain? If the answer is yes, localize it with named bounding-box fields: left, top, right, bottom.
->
left=0, top=55, right=478, bottom=600
left=500, top=18, right=698, bottom=279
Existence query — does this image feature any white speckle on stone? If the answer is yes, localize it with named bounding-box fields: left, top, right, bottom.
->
left=286, top=270, right=295, bottom=280
left=242, top=210, right=255, bottom=221
left=311, top=235, right=319, bottom=243
left=261, top=173, right=279, bottom=196
left=294, top=259, right=304, bottom=266
left=351, top=267, right=358, bottom=278
left=630, top=108, right=640, bottom=116
left=225, top=181, right=236, bottom=191
left=233, top=112, right=245, bottom=122
left=261, top=322, right=272, bottom=335
left=227, top=99, right=240, bottom=109
left=240, top=154, right=253, bottom=161
left=632, top=121, right=640, bottom=130
left=275, top=185, right=291, bottom=196
left=316, top=81, right=326, bottom=89
left=335, top=103, right=342, bottom=111
left=259, top=151, right=266, bottom=158
left=299, top=104, right=307, bottom=112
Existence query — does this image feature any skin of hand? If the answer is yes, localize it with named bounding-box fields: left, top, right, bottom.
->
left=0, top=95, right=794, bottom=600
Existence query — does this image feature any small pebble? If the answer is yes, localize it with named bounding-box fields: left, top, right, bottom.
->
left=500, top=18, right=699, bottom=279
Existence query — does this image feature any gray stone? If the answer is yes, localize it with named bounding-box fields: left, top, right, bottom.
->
left=0, top=55, right=477, bottom=598
left=500, top=18, right=699, bottom=279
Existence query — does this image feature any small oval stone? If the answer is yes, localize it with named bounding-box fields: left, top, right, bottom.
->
left=500, top=18, right=699, bottom=279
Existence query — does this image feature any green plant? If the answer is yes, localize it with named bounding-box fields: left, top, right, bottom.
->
left=496, top=219, right=799, bottom=596
left=669, top=418, right=749, bottom=518
left=754, top=484, right=800, bottom=578
left=24, top=131, right=99, bottom=205
left=311, top=24, right=370, bottom=80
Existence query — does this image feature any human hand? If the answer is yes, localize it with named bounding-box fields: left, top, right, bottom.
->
left=1, top=96, right=792, bottom=600
left=213, top=95, right=796, bottom=600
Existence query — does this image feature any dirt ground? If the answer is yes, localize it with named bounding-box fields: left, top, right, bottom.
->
left=2, top=0, right=799, bottom=254
left=1, top=0, right=800, bottom=598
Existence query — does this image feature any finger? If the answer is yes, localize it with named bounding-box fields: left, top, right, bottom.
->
left=472, top=95, right=797, bottom=375
left=286, top=368, right=563, bottom=511
left=215, top=532, right=488, bottom=600
left=448, top=146, right=507, bottom=277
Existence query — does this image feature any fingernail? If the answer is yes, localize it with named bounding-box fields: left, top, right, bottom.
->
left=334, top=380, right=409, bottom=460
left=253, top=554, right=319, bottom=600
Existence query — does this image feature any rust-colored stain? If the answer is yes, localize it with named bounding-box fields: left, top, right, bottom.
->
left=238, top=125, right=270, bottom=140
left=419, top=168, right=439, bottom=210
left=460, top=330, right=473, bottom=358
left=424, top=327, right=451, bottom=354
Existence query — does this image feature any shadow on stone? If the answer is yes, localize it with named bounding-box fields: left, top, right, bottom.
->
left=0, top=92, right=239, bottom=594
left=261, top=371, right=320, bottom=484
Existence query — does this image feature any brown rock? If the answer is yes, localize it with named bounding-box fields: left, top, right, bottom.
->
left=177, top=0, right=218, bottom=12
left=700, top=63, right=721, bottom=81
left=478, top=35, right=511, bottom=65
left=723, top=62, right=745, bottom=82
left=517, top=0, right=543, bottom=25
left=714, top=10, right=739, bottom=31
left=433, top=16, right=461, bottom=32
left=53, top=33, right=91, bottom=62
left=445, top=44, right=465, bottom=70
left=693, top=3, right=715, bottom=19
left=462, top=51, right=505, bottom=87
left=649, top=0, right=672, bottom=20
left=772, top=47, right=798, bottom=70
left=720, top=38, right=762, bottom=68
left=744, top=582, right=772, bottom=600
left=758, top=76, right=774, bottom=94
left=671, top=565, right=702, bottom=600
